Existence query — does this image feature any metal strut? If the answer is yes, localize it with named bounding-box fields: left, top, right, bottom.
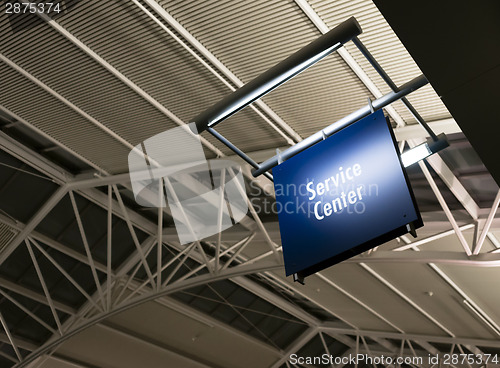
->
left=190, top=17, right=362, bottom=134
left=252, top=74, right=429, bottom=177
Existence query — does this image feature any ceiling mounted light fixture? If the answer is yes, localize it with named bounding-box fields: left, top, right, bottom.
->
left=401, top=133, right=449, bottom=167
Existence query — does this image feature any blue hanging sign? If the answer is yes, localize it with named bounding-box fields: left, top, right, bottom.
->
left=273, top=110, right=422, bottom=278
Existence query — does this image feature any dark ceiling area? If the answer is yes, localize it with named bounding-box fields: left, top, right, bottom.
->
left=373, top=0, right=500, bottom=187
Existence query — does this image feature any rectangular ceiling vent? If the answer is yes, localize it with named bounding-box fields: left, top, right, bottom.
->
left=0, top=223, right=17, bottom=253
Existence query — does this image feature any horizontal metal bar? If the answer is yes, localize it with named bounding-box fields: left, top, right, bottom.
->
left=191, top=17, right=361, bottom=133
left=347, top=250, right=500, bottom=266
left=206, top=127, right=273, bottom=181
left=320, top=323, right=500, bottom=348
left=252, top=74, right=429, bottom=177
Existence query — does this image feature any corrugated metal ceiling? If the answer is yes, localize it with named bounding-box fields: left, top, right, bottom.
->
left=163, top=0, right=377, bottom=138
left=0, top=0, right=455, bottom=172
left=0, top=224, right=16, bottom=253
left=310, top=0, right=451, bottom=123
left=1, top=1, right=499, bottom=367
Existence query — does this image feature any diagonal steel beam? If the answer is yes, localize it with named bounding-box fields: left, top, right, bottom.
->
left=294, top=0, right=405, bottom=128
left=139, top=0, right=302, bottom=144
left=419, top=140, right=480, bottom=221
left=315, top=272, right=403, bottom=332
left=25, top=239, right=63, bottom=335
left=0, top=211, right=108, bottom=274
left=417, top=158, right=472, bottom=255
left=0, top=184, right=68, bottom=265
left=0, top=113, right=81, bottom=183
left=270, top=327, right=318, bottom=368
left=350, top=250, right=500, bottom=266
left=0, top=275, right=75, bottom=315
left=0, top=311, right=22, bottom=361
left=33, top=11, right=225, bottom=158
left=0, top=332, right=38, bottom=352
left=360, top=263, right=455, bottom=337
left=16, top=258, right=284, bottom=367
left=474, top=189, right=500, bottom=254
left=69, top=191, right=106, bottom=309
left=320, top=323, right=500, bottom=348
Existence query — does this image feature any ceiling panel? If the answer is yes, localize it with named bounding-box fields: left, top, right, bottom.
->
left=104, top=301, right=281, bottom=368
left=162, top=0, right=376, bottom=141
left=310, top=0, right=451, bottom=124
left=366, top=262, right=497, bottom=339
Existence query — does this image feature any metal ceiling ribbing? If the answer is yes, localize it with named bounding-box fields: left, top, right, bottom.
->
left=309, top=0, right=451, bottom=124
left=0, top=17, right=174, bottom=143
left=56, top=0, right=288, bottom=155
left=0, top=63, right=130, bottom=173
left=0, top=2, right=286, bottom=173
left=0, top=224, right=16, bottom=253
left=163, top=0, right=320, bottom=82
left=262, top=56, right=376, bottom=138
left=0, top=20, right=155, bottom=172
left=162, top=0, right=376, bottom=139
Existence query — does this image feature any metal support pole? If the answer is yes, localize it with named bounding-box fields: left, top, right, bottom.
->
left=191, top=17, right=362, bottom=133
left=206, top=127, right=274, bottom=181
left=352, top=37, right=439, bottom=141
left=474, top=189, right=500, bottom=255
left=253, top=74, right=429, bottom=176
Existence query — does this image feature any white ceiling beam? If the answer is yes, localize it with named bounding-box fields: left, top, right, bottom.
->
left=370, top=337, right=399, bottom=354
left=0, top=138, right=317, bottom=348
left=359, top=263, right=455, bottom=336
left=0, top=212, right=109, bottom=274
left=154, top=296, right=282, bottom=357
left=1, top=98, right=494, bottom=366
left=418, top=157, right=473, bottom=255
left=0, top=107, right=101, bottom=177
left=73, top=176, right=352, bottom=353
left=294, top=0, right=482, bottom=236
left=413, top=340, right=440, bottom=355
left=2, top=128, right=274, bottom=364
left=18, top=258, right=284, bottom=367
left=315, top=273, right=404, bottom=332
left=3, top=38, right=277, bottom=205
left=272, top=7, right=497, bottom=351
left=418, top=140, right=480, bottom=221
left=0, top=273, right=76, bottom=316
left=321, top=323, right=500, bottom=348
left=0, top=54, right=135, bottom=153
left=350, top=250, right=500, bottom=266
left=160, top=238, right=323, bottom=329
left=232, top=276, right=320, bottom=327
left=96, top=323, right=216, bottom=368
left=270, top=327, right=318, bottom=368
left=293, top=0, right=405, bottom=127
left=322, top=330, right=408, bottom=361
left=138, top=0, right=301, bottom=144
left=473, top=189, right=500, bottom=254
left=0, top=185, right=68, bottom=265
left=393, top=118, right=462, bottom=141
left=394, top=224, right=476, bottom=251
left=35, top=12, right=224, bottom=158
left=0, top=332, right=38, bottom=351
